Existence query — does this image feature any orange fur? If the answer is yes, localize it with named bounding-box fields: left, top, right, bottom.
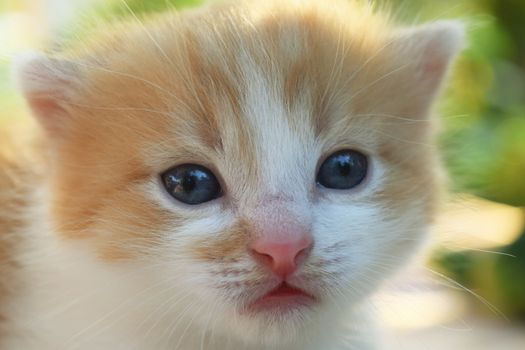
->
left=0, top=121, right=42, bottom=335
left=39, top=0, right=440, bottom=262
left=4, top=1, right=463, bottom=348
left=193, top=219, right=252, bottom=262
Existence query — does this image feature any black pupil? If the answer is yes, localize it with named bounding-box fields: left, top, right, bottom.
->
left=182, top=174, right=196, bottom=192
left=162, top=165, right=221, bottom=205
left=317, top=150, right=367, bottom=190
left=338, top=157, right=352, bottom=176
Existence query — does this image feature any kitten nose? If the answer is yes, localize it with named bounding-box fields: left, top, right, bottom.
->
left=250, top=235, right=313, bottom=277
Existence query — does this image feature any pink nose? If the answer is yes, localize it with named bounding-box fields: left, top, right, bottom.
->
left=250, top=235, right=313, bottom=277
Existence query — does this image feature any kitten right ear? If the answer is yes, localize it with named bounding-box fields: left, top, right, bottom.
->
left=389, top=21, right=465, bottom=115
left=14, top=53, right=81, bottom=137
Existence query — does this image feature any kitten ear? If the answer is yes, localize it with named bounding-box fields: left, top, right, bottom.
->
left=393, top=20, right=465, bottom=111
left=14, top=53, right=81, bottom=137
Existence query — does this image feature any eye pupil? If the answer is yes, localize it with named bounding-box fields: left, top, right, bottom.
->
left=182, top=174, right=196, bottom=192
left=161, top=165, right=221, bottom=205
left=338, top=158, right=351, bottom=176
left=317, top=150, right=368, bottom=190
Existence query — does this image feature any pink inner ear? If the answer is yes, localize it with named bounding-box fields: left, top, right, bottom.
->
left=29, top=97, right=64, bottom=116
left=26, top=94, right=68, bottom=135
left=414, top=23, right=464, bottom=89
left=15, top=54, right=78, bottom=137
left=423, top=50, right=447, bottom=78
left=419, top=42, right=452, bottom=89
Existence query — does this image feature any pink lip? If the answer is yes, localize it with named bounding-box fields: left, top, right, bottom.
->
left=247, top=283, right=317, bottom=313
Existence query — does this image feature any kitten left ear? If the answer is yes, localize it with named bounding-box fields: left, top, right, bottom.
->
left=393, top=20, right=465, bottom=104
left=13, top=53, right=81, bottom=137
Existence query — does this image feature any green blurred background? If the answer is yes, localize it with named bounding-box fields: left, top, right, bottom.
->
left=0, top=0, right=524, bottom=335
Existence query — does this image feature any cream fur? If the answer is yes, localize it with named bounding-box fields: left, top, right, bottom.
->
left=1, top=1, right=463, bottom=349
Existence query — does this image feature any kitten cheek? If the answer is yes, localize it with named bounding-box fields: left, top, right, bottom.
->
left=190, top=219, right=251, bottom=263
left=91, top=204, right=179, bottom=261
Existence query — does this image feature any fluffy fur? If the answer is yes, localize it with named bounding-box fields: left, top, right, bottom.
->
left=0, top=1, right=463, bottom=349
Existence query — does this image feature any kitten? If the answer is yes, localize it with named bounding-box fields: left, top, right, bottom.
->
left=0, top=0, right=463, bottom=349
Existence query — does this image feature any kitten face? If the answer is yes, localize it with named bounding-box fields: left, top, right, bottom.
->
left=16, top=0, right=463, bottom=346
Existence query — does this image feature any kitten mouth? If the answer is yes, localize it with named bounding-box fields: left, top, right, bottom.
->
left=246, top=282, right=317, bottom=314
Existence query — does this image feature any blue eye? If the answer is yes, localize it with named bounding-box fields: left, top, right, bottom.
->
left=161, top=164, right=221, bottom=205
left=317, top=150, right=368, bottom=190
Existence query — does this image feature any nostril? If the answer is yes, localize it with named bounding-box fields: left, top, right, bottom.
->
left=294, top=243, right=312, bottom=266
left=249, top=236, right=313, bottom=276
left=251, top=249, right=274, bottom=267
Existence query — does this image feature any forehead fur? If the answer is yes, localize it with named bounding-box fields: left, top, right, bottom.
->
left=71, top=0, right=395, bottom=139
left=60, top=0, right=411, bottom=170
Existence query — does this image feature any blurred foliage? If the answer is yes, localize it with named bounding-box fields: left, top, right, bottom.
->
left=104, top=0, right=203, bottom=16
left=0, top=57, right=21, bottom=123
left=435, top=228, right=525, bottom=320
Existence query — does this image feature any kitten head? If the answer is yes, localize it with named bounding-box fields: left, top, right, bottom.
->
left=16, top=0, right=463, bottom=346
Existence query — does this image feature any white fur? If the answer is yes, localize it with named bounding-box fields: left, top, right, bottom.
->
left=4, top=77, right=418, bottom=350
left=4, top=201, right=375, bottom=350
left=4, top=13, right=464, bottom=350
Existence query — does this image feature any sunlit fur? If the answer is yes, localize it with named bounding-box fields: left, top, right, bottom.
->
left=1, top=0, right=463, bottom=349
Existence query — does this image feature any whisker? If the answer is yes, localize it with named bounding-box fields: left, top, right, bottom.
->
left=143, top=289, right=196, bottom=341
left=74, top=60, right=178, bottom=100
left=66, top=102, right=174, bottom=116
left=349, top=63, right=411, bottom=100
left=425, top=266, right=509, bottom=322
left=200, top=303, right=217, bottom=350
left=172, top=302, right=207, bottom=350
left=120, top=0, right=175, bottom=67
left=439, top=245, right=516, bottom=258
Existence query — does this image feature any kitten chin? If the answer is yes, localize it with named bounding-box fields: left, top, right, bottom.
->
left=1, top=0, right=463, bottom=349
